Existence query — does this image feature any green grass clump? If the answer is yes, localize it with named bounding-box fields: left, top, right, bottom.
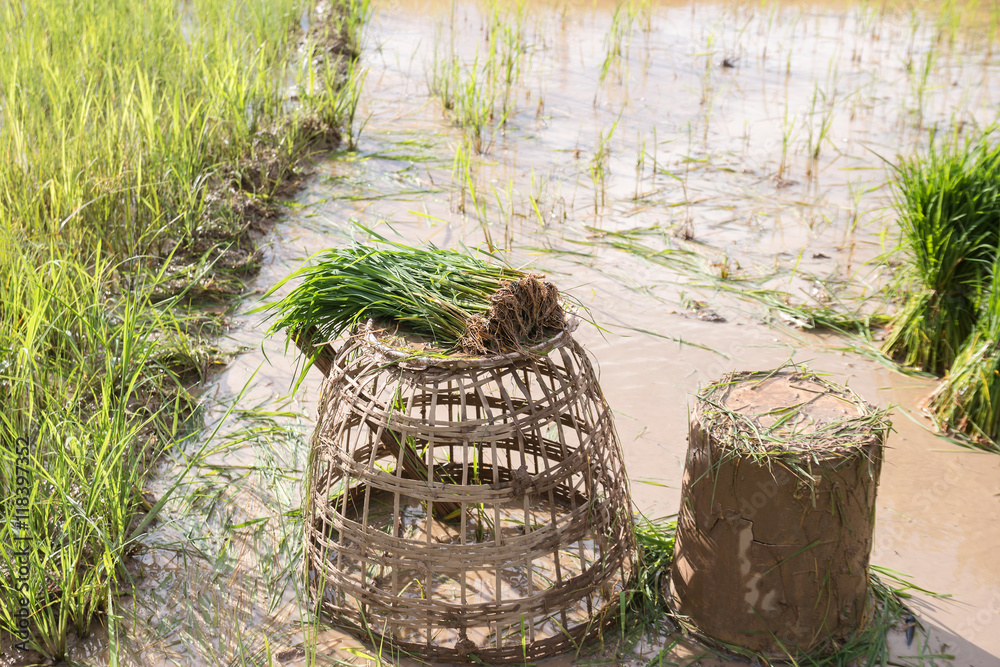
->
left=1, top=0, right=367, bottom=297
left=628, top=514, right=676, bottom=621
left=0, top=0, right=366, bottom=657
left=924, top=257, right=1000, bottom=450
left=882, top=132, right=1000, bottom=375
left=262, top=239, right=529, bottom=350
left=0, top=239, right=196, bottom=658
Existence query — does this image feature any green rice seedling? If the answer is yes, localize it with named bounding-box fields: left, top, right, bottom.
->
left=0, top=0, right=368, bottom=657
left=804, top=83, right=837, bottom=178
left=428, top=48, right=498, bottom=154
left=0, top=242, right=197, bottom=658
left=590, top=114, right=622, bottom=213
left=453, top=136, right=474, bottom=214
left=778, top=98, right=798, bottom=181
left=427, top=0, right=527, bottom=155
left=487, top=0, right=529, bottom=121
left=699, top=29, right=718, bottom=107
left=599, top=1, right=640, bottom=85
left=428, top=39, right=463, bottom=112
left=908, top=47, right=939, bottom=130
left=305, top=47, right=370, bottom=151
left=455, top=150, right=497, bottom=250
left=627, top=514, right=676, bottom=623
left=456, top=53, right=497, bottom=154
left=924, top=256, right=1000, bottom=450
left=258, top=232, right=566, bottom=355
left=634, top=132, right=647, bottom=200
left=881, top=131, right=1000, bottom=375
left=491, top=179, right=518, bottom=251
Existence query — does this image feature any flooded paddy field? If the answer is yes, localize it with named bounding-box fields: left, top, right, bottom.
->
left=79, top=0, right=1000, bottom=664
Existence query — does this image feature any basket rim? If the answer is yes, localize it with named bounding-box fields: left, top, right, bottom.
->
left=358, top=314, right=580, bottom=370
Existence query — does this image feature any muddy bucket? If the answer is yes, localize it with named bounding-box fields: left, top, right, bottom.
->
left=670, top=367, right=889, bottom=654
left=300, top=321, right=636, bottom=664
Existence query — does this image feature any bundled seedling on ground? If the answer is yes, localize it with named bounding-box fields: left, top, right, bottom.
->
left=882, top=131, right=1000, bottom=375
left=924, top=256, right=1000, bottom=450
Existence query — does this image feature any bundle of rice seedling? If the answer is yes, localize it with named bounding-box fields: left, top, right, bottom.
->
left=261, top=238, right=566, bottom=355
left=924, top=257, right=1000, bottom=450
left=882, top=132, right=1000, bottom=375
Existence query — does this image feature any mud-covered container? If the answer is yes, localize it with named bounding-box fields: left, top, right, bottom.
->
left=670, top=367, right=890, bottom=654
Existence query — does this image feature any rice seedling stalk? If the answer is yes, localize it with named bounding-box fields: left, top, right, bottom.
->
left=428, top=38, right=462, bottom=111
left=699, top=29, right=717, bottom=106
left=634, top=131, right=647, bottom=200
left=924, top=255, right=1000, bottom=450
left=599, top=1, right=639, bottom=85
left=804, top=83, right=837, bottom=178
left=590, top=114, right=622, bottom=213
left=257, top=232, right=567, bottom=355
left=626, top=514, right=676, bottom=623
left=428, top=0, right=527, bottom=155
left=490, top=179, right=517, bottom=251
left=453, top=136, right=474, bottom=213
left=909, top=47, right=939, bottom=130
left=881, top=130, right=1000, bottom=374
left=778, top=97, right=797, bottom=181
left=488, top=0, right=528, bottom=121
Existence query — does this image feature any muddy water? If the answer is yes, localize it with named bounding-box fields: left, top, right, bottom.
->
left=95, top=0, right=1000, bottom=664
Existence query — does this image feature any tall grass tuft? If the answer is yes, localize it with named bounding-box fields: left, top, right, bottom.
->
left=924, top=257, right=1000, bottom=450
left=881, top=131, right=1000, bottom=375
left=0, top=0, right=366, bottom=656
left=0, top=239, right=195, bottom=658
left=628, top=514, right=676, bottom=622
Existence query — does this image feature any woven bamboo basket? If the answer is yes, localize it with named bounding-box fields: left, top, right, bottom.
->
left=302, top=320, right=636, bottom=663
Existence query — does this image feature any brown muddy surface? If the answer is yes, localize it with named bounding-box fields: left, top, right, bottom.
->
left=80, top=0, right=1000, bottom=665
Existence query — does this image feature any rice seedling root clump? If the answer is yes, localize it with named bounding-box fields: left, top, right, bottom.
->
left=460, top=274, right=565, bottom=354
